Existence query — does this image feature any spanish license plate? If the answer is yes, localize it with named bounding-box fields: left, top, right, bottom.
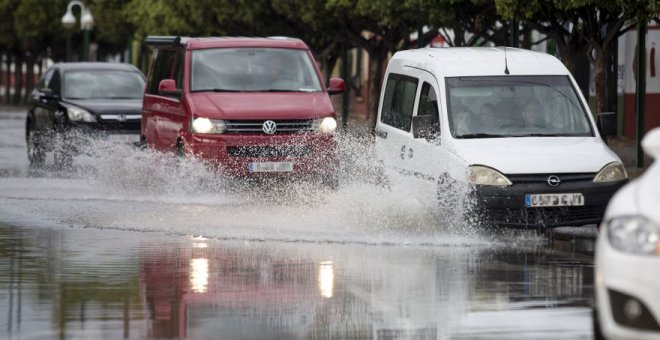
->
left=248, top=162, right=294, bottom=173
left=525, top=193, right=585, bottom=207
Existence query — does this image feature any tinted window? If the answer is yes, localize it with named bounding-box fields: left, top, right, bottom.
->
left=146, top=48, right=179, bottom=95
left=446, top=75, right=593, bottom=138
left=381, top=73, right=418, bottom=131
left=63, top=70, right=145, bottom=99
left=49, top=71, right=61, bottom=96
left=190, top=48, right=322, bottom=92
left=38, top=69, right=54, bottom=90
left=417, top=82, right=439, bottom=118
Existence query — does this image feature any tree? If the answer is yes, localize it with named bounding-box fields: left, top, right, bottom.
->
left=498, top=0, right=660, bottom=114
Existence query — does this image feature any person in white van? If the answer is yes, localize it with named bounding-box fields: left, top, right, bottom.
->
left=374, top=47, right=628, bottom=228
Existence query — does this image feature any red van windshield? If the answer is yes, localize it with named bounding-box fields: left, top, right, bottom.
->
left=190, top=48, right=322, bottom=93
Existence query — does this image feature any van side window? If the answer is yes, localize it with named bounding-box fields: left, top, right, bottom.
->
left=417, top=82, right=439, bottom=119
left=146, top=48, right=177, bottom=95
left=381, top=73, right=418, bottom=131
left=49, top=71, right=61, bottom=96
left=39, top=69, right=54, bottom=91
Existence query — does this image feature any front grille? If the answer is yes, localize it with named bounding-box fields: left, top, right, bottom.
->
left=507, top=173, right=596, bottom=184
left=225, top=120, right=313, bottom=134
left=486, top=205, right=605, bottom=227
left=227, top=145, right=312, bottom=158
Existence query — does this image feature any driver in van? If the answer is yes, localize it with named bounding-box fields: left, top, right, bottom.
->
left=520, top=98, right=545, bottom=128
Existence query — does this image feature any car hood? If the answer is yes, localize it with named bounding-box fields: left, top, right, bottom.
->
left=64, top=99, right=143, bottom=114
left=188, top=92, right=335, bottom=119
left=452, top=137, right=621, bottom=174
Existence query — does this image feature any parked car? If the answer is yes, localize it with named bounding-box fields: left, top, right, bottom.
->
left=26, top=62, right=145, bottom=168
left=594, top=127, right=660, bottom=339
left=374, top=47, right=628, bottom=228
left=141, top=36, right=344, bottom=186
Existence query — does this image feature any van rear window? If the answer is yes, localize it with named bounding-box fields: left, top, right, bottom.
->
left=446, top=75, right=593, bottom=138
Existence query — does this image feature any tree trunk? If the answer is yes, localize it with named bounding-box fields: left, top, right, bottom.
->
left=594, top=46, right=610, bottom=114
left=25, top=55, right=34, bottom=104
left=366, top=44, right=388, bottom=130
left=4, top=54, right=11, bottom=104
left=13, top=55, right=23, bottom=105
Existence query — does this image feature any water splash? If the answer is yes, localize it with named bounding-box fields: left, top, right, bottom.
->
left=14, top=130, right=500, bottom=247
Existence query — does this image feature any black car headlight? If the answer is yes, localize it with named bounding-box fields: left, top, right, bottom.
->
left=62, top=103, right=97, bottom=123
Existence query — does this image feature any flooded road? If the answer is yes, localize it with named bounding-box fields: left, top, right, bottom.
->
left=0, top=108, right=595, bottom=339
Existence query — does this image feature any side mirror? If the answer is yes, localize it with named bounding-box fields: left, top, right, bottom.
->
left=642, top=127, right=660, bottom=160
left=327, top=78, right=345, bottom=95
left=39, top=88, right=59, bottom=100
left=158, top=79, right=182, bottom=97
left=596, top=112, right=616, bottom=139
left=412, top=115, right=440, bottom=141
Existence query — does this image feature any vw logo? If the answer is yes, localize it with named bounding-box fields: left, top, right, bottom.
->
left=117, top=114, right=127, bottom=122
left=262, top=120, right=277, bottom=135
left=547, top=175, right=561, bottom=187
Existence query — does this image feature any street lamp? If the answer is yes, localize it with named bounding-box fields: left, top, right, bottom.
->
left=61, top=0, right=94, bottom=62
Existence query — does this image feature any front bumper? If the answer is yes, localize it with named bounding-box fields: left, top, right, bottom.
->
left=474, top=178, right=626, bottom=228
left=595, top=228, right=660, bottom=338
left=185, top=133, right=338, bottom=177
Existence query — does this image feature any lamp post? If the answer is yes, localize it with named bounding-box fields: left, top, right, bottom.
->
left=61, top=0, right=94, bottom=61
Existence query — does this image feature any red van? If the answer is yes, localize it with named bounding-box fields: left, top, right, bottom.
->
left=141, top=36, right=344, bottom=186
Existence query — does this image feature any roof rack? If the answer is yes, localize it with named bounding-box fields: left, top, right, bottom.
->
left=144, top=36, right=188, bottom=47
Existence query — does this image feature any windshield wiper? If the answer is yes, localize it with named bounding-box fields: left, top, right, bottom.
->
left=211, top=88, right=244, bottom=92
left=458, top=133, right=508, bottom=139
left=509, top=133, right=568, bottom=137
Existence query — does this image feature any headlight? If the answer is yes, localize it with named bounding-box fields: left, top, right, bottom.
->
left=594, top=162, right=628, bottom=182
left=312, top=117, right=337, bottom=133
left=191, top=117, right=226, bottom=134
left=63, top=104, right=96, bottom=123
left=467, top=165, right=512, bottom=186
left=607, top=216, right=660, bottom=255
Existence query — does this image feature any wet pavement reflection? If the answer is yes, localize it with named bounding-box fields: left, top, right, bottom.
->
left=0, top=224, right=594, bottom=339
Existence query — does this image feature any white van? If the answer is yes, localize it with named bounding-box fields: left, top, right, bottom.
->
left=374, top=47, right=628, bottom=228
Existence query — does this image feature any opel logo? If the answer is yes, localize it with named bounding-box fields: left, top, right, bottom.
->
left=117, top=114, right=127, bottom=122
left=262, top=120, right=277, bottom=135
left=547, top=175, right=561, bottom=187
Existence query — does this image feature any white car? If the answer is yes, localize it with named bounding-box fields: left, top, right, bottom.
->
left=594, top=127, right=660, bottom=339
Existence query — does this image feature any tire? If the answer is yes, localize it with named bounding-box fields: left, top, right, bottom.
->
left=26, top=124, right=45, bottom=168
left=53, top=134, right=75, bottom=170
left=54, top=147, right=73, bottom=169
left=322, top=173, right=340, bottom=190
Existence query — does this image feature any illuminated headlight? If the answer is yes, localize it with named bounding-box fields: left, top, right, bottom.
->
left=594, top=162, right=628, bottom=182
left=63, top=104, right=96, bottom=123
left=191, top=117, right=226, bottom=134
left=468, top=165, right=512, bottom=186
left=607, top=216, right=660, bottom=255
left=312, top=117, right=337, bottom=133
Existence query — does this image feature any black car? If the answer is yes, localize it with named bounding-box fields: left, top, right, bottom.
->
left=26, top=62, right=145, bottom=168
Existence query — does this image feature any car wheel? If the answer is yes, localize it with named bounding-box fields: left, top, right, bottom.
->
left=26, top=125, right=45, bottom=168
left=54, top=142, right=74, bottom=169
left=322, top=174, right=340, bottom=190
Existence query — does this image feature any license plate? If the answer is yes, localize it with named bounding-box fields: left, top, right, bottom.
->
left=248, top=162, right=294, bottom=173
left=105, top=134, right=140, bottom=144
left=525, top=193, right=584, bottom=207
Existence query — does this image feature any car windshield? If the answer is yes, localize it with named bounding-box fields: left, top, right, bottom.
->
left=446, top=75, right=593, bottom=138
left=190, top=48, right=322, bottom=92
left=63, top=70, right=145, bottom=100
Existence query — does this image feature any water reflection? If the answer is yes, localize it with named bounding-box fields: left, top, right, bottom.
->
left=0, top=225, right=595, bottom=339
